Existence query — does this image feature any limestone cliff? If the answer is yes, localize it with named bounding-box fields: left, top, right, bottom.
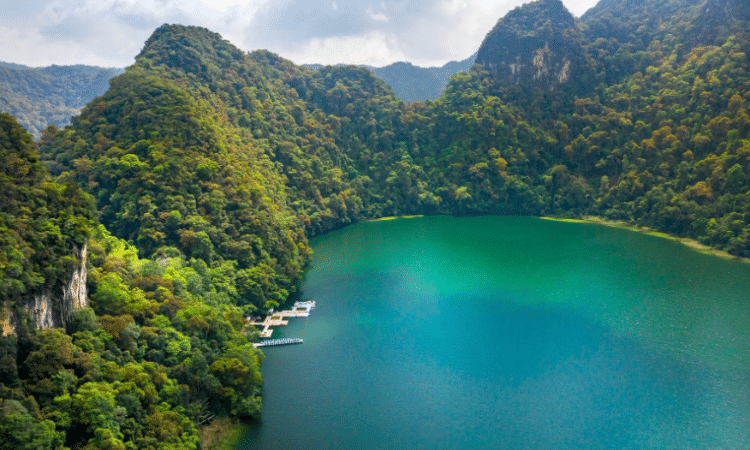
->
left=475, top=0, right=593, bottom=93
left=0, top=308, right=12, bottom=336
left=2, top=243, right=88, bottom=334
left=1, top=111, right=96, bottom=335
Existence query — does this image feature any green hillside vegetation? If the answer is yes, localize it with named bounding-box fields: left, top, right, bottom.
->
left=0, top=53, right=470, bottom=140
left=0, top=113, right=95, bottom=308
left=43, top=27, right=313, bottom=314
left=1, top=115, right=264, bottom=449
left=0, top=0, right=749, bottom=447
left=0, top=64, right=124, bottom=137
left=1, top=224, right=265, bottom=449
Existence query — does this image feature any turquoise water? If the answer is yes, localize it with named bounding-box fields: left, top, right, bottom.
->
left=236, top=216, right=750, bottom=449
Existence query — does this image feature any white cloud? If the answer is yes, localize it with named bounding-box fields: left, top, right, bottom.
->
left=442, top=0, right=469, bottom=16
left=0, top=0, right=601, bottom=68
left=564, top=0, right=599, bottom=17
left=2, top=24, right=145, bottom=67
left=284, top=31, right=408, bottom=67
left=367, top=10, right=389, bottom=22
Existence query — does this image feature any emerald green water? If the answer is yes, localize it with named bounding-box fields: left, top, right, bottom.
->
left=237, top=216, right=750, bottom=449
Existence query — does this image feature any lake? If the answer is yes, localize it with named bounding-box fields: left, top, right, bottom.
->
left=236, top=216, right=750, bottom=449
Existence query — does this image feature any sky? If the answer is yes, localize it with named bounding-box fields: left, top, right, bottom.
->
left=0, top=0, right=600, bottom=69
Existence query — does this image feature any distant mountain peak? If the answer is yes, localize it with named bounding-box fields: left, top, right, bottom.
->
left=305, top=53, right=477, bottom=103
left=475, top=0, right=591, bottom=92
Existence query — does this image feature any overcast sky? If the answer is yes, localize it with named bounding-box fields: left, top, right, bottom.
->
left=1, top=0, right=600, bottom=69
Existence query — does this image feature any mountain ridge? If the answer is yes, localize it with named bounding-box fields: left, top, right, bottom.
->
left=1, top=48, right=475, bottom=136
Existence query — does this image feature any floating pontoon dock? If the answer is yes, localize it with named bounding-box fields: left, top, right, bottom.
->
left=248, top=300, right=316, bottom=339
left=253, top=338, right=303, bottom=348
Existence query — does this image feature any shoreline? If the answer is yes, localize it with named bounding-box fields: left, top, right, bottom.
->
left=200, top=416, right=248, bottom=450
left=540, top=215, right=748, bottom=262
left=359, top=213, right=746, bottom=262
left=366, top=214, right=424, bottom=222
left=236, top=212, right=748, bottom=448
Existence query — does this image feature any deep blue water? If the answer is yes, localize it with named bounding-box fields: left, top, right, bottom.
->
left=237, top=216, right=750, bottom=449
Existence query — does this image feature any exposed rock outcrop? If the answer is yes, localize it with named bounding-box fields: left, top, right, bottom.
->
left=475, top=0, right=593, bottom=93
left=0, top=307, right=13, bottom=336
left=65, top=242, right=88, bottom=312
left=2, top=243, right=88, bottom=335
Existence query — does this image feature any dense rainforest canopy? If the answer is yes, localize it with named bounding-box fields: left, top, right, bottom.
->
left=0, top=113, right=95, bottom=311
left=2, top=0, right=750, bottom=447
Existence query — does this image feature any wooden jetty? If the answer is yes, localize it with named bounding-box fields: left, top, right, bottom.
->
left=248, top=300, right=316, bottom=339
left=253, top=338, right=303, bottom=348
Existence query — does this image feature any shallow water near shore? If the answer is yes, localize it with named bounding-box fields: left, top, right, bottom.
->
left=236, top=216, right=750, bottom=449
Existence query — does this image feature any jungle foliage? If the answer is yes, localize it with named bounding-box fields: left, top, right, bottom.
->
left=0, top=113, right=95, bottom=307
left=0, top=225, right=264, bottom=449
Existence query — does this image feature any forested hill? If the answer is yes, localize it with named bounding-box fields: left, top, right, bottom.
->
left=40, top=0, right=750, bottom=322
left=0, top=64, right=124, bottom=137
left=475, top=0, right=593, bottom=93
left=0, top=53, right=473, bottom=139
left=1, top=0, right=749, bottom=447
left=0, top=113, right=95, bottom=310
